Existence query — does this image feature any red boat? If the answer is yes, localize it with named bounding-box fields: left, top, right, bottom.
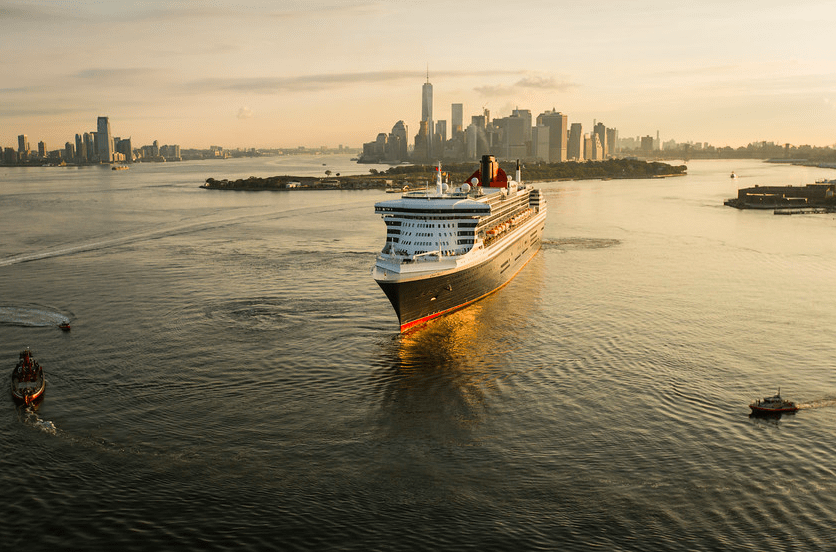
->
left=59, top=321, right=71, bottom=331
left=749, top=389, right=798, bottom=415
left=10, top=348, right=46, bottom=406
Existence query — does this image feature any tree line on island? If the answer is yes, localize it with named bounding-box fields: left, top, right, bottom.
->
left=203, top=158, right=687, bottom=191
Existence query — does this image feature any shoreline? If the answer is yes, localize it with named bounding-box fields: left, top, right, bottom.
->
left=201, top=159, right=688, bottom=191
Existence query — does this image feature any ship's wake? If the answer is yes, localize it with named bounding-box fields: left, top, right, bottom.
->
left=0, top=305, right=70, bottom=327
left=796, top=398, right=836, bottom=410
left=543, top=237, right=621, bottom=250
left=20, top=405, right=57, bottom=435
left=0, top=200, right=371, bottom=268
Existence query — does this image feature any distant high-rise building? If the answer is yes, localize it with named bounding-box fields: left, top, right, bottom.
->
left=117, top=138, right=134, bottom=161
left=536, top=109, right=568, bottom=162
left=97, top=116, right=114, bottom=162
left=511, top=108, right=532, bottom=150
left=451, top=103, right=463, bottom=135
left=586, top=133, right=604, bottom=160
left=568, top=123, right=583, bottom=161
left=494, top=113, right=527, bottom=159
left=607, top=127, right=619, bottom=156
left=18, top=134, right=29, bottom=154
left=389, top=120, right=408, bottom=162
left=65, top=142, right=75, bottom=160
left=421, top=76, right=433, bottom=158
left=413, top=120, right=430, bottom=161
left=38, top=141, right=46, bottom=158
left=75, top=134, right=85, bottom=161
left=84, top=132, right=95, bottom=162
left=593, top=122, right=608, bottom=159
left=532, top=125, right=550, bottom=162
left=435, top=120, right=447, bottom=145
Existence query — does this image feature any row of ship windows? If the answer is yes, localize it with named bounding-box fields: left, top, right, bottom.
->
left=387, top=222, right=460, bottom=229
left=384, top=218, right=480, bottom=227
left=387, top=238, right=474, bottom=245
left=388, top=230, right=473, bottom=236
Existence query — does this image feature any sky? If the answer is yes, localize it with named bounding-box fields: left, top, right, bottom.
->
left=1, top=0, right=835, bottom=150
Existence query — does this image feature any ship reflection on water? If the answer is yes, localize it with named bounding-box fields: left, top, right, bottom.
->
left=371, top=306, right=494, bottom=448
left=369, top=258, right=544, bottom=451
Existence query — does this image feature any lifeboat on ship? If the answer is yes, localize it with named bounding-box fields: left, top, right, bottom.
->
left=10, top=348, right=46, bottom=406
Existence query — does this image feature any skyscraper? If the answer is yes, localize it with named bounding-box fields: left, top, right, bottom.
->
left=568, top=123, right=583, bottom=161
left=451, top=103, right=463, bottom=135
left=97, top=116, right=113, bottom=162
left=18, top=134, right=29, bottom=154
left=84, top=132, right=95, bottom=162
left=421, top=76, right=433, bottom=158
left=593, top=122, right=608, bottom=159
left=536, top=109, right=568, bottom=162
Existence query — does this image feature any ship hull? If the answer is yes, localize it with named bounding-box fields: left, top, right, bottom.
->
left=376, top=215, right=545, bottom=331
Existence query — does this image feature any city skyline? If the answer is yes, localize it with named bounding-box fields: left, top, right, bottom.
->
left=2, top=0, right=834, bottom=150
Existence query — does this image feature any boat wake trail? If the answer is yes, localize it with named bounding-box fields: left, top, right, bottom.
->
left=542, top=238, right=621, bottom=250
left=21, top=406, right=57, bottom=435
left=0, top=201, right=371, bottom=268
left=796, top=398, right=836, bottom=410
left=0, top=305, right=69, bottom=327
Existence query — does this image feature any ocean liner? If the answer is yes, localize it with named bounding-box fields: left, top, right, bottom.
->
left=372, top=155, right=547, bottom=331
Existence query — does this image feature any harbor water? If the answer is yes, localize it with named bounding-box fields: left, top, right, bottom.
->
left=1, top=156, right=835, bottom=550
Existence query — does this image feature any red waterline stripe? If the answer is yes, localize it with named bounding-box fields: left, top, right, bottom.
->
left=399, top=244, right=542, bottom=333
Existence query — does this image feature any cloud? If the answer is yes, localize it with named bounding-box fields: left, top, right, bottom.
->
left=474, top=75, right=577, bottom=97
left=70, top=67, right=168, bottom=87
left=188, top=69, right=527, bottom=94
left=237, top=106, right=253, bottom=119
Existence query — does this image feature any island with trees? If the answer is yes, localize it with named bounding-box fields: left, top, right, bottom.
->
left=202, top=158, right=687, bottom=191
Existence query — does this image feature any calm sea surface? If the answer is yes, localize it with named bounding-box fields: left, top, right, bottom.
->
left=2, top=155, right=835, bottom=551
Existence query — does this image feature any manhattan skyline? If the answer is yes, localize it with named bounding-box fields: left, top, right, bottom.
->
left=2, top=0, right=834, bottom=150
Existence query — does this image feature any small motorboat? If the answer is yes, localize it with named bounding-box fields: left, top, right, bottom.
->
left=749, top=388, right=798, bottom=415
left=10, top=348, right=46, bottom=406
left=730, top=171, right=738, bottom=179
left=58, top=321, right=71, bottom=331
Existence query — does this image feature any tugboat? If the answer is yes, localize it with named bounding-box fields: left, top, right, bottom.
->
left=10, top=348, right=46, bottom=406
left=749, top=388, right=798, bottom=415
left=58, top=321, right=71, bottom=331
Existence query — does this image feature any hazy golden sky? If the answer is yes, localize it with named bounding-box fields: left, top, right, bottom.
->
left=2, top=0, right=834, bottom=149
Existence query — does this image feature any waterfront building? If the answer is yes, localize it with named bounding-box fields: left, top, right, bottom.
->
left=97, top=116, right=114, bottom=162
left=84, top=133, right=95, bottom=162
left=75, top=134, right=85, bottom=161
left=117, top=138, right=135, bottom=161
left=3, top=147, right=18, bottom=164
left=65, top=142, right=75, bottom=160
left=568, top=123, right=583, bottom=161
left=38, top=141, right=46, bottom=158
left=536, top=110, right=568, bottom=162
left=18, top=134, right=29, bottom=155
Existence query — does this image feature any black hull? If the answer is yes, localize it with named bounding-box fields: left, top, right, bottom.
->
left=377, top=219, right=545, bottom=331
